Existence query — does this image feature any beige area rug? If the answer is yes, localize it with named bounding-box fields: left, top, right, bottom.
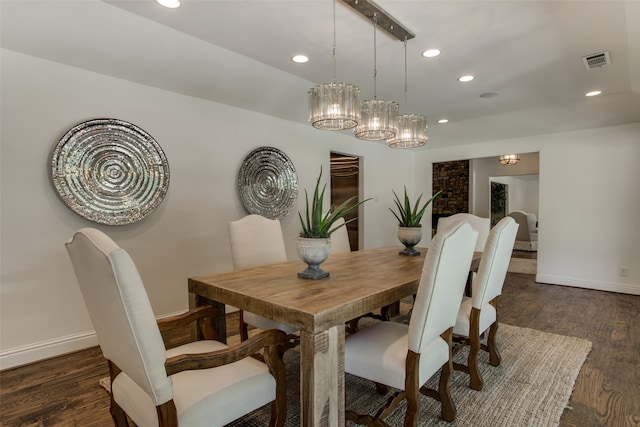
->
left=508, top=257, right=537, bottom=275
left=100, top=323, right=591, bottom=426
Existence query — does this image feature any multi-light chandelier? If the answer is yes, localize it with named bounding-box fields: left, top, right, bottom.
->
left=308, top=0, right=427, bottom=148
left=308, top=0, right=361, bottom=131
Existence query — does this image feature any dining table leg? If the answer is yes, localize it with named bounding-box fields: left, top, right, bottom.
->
left=188, top=291, right=227, bottom=343
left=299, top=323, right=346, bottom=427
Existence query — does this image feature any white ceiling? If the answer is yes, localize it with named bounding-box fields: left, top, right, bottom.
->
left=2, top=0, right=639, bottom=149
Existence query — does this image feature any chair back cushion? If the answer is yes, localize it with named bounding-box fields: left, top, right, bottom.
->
left=409, top=221, right=478, bottom=353
left=66, top=228, right=173, bottom=406
left=437, top=213, right=490, bottom=252
left=330, top=217, right=351, bottom=255
left=472, top=216, right=518, bottom=309
left=228, top=215, right=287, bottom=268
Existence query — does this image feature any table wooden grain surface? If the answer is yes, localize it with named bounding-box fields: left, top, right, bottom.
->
left=188, top=246, right=479, bottom=427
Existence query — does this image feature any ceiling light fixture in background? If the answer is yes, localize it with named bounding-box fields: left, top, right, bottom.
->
left=422, top=49, right=441, bottom=58
left=292, top=55, right=309, bottom=63
left=354, top=13, right=399, bottom=141
left=308, top=0, right=361, bottom=131
left=458, top=75, right=474, bottom=82
left=155, top=0, right=180, bottom=8
left=585, top=90, right=602, bottom=97
left=387, top=38, right=428, bottom=149
left=499, top=154, right=520, bottom=165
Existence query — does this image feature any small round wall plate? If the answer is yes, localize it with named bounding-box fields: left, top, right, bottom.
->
left=237, top=147, right=298, bottom=220
left=50, top=118, right=170, bottom=225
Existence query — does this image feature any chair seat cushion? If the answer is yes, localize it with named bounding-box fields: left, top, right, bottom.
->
left=112, top=340, right=276, bottom=427
left=243, top=311, right=298, bottom=335
left=345, top=321, right=449, bottom=390
left=453, top=296, right=497, bottom=337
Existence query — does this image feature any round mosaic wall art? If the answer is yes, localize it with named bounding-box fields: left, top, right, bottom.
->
left=237, top=147, right=298, bottom=220
left=50, top=118, right=170, bottom=225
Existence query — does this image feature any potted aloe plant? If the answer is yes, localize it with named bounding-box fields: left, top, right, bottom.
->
left=297, top=167, right=371, bottom=279
left=390, top=187, right=442, bottom=256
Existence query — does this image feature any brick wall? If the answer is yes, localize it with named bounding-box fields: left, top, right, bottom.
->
left=432, top=160, right=469, bottom=229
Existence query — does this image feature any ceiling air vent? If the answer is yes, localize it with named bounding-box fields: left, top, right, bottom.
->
left=582, top=51, right=611, bottom=70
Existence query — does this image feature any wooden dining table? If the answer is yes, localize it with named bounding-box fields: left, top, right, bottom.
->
left=188, top=245, right=480, bottom=427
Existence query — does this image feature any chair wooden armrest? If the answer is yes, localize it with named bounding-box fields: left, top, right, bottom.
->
left=165, top=329, right=288, bottom=375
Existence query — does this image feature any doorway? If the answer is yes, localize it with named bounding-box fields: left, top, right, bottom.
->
left=330, top=152, right=360, bottom=250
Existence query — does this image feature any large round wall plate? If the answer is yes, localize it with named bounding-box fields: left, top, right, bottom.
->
left=50, top=118, right=170, bottom=225
left=237, top=147, right=298, bottom=220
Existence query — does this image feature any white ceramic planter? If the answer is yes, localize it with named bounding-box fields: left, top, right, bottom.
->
left=296, top=236, right=332, bottom=279
left=397, top=226, right=423, bottom=256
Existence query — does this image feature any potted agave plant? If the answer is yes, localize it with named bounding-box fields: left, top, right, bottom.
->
left=390, top=187, right=442, bottom=256
left=297, top=167, right=371, bottom=279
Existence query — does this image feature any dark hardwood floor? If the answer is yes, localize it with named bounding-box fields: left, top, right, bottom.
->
left=1, top=271, right=638, bottom=426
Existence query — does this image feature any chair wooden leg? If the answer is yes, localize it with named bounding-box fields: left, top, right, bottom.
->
left=487, top=299, right=502, bottom=366
left=264, top=336, right=288, bottom=427
left=239, top=310, right=249, bottom=341
left=468, top=308, right=484, bottom=391
left=487, top=321, right=501, bottom=366
left=438, top=328, right=456, bottom=422
left=107, top=362, right=130, bottom=427
left=404, top=351, right=420, bottom=427
left=109, top=399, right=129, bottom=427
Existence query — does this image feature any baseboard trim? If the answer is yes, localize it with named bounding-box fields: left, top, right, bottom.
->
left=0, top=331, right=99, bottom=371
left=0, top=310, right=189, bottom=371
left=536, top=274, right=640, bottom=295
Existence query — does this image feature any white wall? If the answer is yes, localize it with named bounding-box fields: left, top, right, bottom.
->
left=0, top=49, right=416, bottom=368
left=420, top=123, right=640, bottom=299
left=2, top=48, right=639, bottom=370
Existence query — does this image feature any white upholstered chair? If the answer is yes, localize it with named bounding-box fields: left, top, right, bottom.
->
left=228, top=215, right=298, bottom=342
left=437, top=213, right=490, bottom=252
left=507, top=210, right=538, bottom=251
left=344, top=221, right=478, bottom=425
left=66, top=228, right=288, bottom=427
left=452, top=216, right=518, bottom=390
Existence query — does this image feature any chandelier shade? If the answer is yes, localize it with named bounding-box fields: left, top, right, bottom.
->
left=387, top=114, right=428, bottom=148
left=308, top=0, right=360, bottom=131
left=499, top=154, right=520, bottom=165
left=354, top=12, right=399, bottom=141
left=355, top=99, right=399, bottom=141
left=308, top=82, right=361, bottom=130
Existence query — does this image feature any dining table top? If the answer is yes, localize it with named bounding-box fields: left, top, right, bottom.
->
left=188, top=246, right=480, bottom=334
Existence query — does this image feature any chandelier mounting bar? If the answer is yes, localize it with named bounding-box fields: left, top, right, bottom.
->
left=340, top=0, right=415, bottom=42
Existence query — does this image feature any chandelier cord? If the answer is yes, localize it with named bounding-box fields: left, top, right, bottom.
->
left=373, top=13, right=378, bottom=99
left=332, top=0, right=337, bottom=82
left=403, top=37, right=408, bottom=114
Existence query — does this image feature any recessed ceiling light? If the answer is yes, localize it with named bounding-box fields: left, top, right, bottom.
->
left=155, top=0, right=180, bottom=8
left=437, top=119, right=449, bottom=124
left=458, top=75, right=474, bottom=82
left=422, top=49, right=441, bottom=58
left=291, top=55, right=309, bottom=64
left=585, top=90, right=602, bottom=97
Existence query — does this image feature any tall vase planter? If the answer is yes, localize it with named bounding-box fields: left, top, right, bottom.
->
left=297, top=237, right=331, bottom=279
left=397, top=226, right=423, bottom=256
